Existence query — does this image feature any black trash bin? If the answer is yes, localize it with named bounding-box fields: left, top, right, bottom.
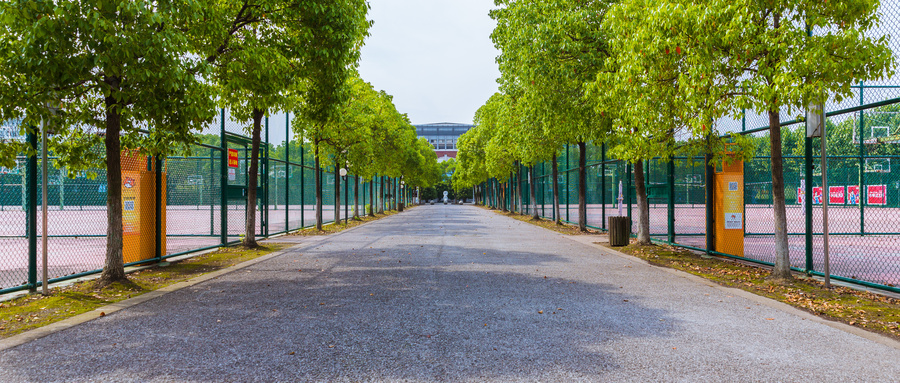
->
left=608, top=216, right=630, bottom=246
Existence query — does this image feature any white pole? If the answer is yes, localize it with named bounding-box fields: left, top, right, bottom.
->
left=821, top=113, right=831, bottom=289
left=41, top=119, right=48, bottom=295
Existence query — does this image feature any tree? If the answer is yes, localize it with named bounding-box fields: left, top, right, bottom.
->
left=660, top=0, right=895, bottom=279
left=195, top=0, right=369, bottom=245
left=289, top=0, right=371, bottom=230
left=491, top=0, right=613, bottom=230
left=0, top=0, right=215, bottom=286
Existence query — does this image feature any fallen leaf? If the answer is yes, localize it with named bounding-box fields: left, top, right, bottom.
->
left=766, top=318, right=774, bottom=320
left=538, top=310, right=544, bottom=314
left=289, top=352, right=295, bottom=355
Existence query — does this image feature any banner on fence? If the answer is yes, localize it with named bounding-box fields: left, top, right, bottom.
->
left=848, top=185, right=860, bottom=205
left=228, top=149, right=239, bottom=168
left=813, top=187, right=823, bottom=205
left=867, top=185, right=887, bottom=205
left=829, top=186, right=845, bottom=205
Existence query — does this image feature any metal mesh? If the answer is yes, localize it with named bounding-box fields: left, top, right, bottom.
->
left=510, top=86, right=900, bottom=291
left=1, top=110, right=385, bottom=294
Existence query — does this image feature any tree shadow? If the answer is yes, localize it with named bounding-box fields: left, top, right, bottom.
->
left=0, top=262, right=679, bottom=382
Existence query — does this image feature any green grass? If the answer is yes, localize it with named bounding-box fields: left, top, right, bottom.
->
left=480, top=206, right=602, bottom=236
left=0, top=244, right=286, bottom=338
left=290, top=208, right=404, bottom=236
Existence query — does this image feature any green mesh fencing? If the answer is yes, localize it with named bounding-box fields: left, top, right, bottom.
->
left=489, top=101, right=900, bottom=293
left=2, top=110, right=397, bottom=295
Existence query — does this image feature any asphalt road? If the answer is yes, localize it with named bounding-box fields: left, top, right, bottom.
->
left=1, top=204, right=898, bottom=382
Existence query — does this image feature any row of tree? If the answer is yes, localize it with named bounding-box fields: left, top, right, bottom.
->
left=455, top=0, right=895, bottom=280
left=0, top=0, right=438, bottom=288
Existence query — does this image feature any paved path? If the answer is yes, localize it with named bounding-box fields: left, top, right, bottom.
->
left=1, top=205, right=899, bottom=382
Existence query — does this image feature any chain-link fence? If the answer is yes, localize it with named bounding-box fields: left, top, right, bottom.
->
left=1, top=110, right=403, bottom=295
left=503, top=84, right=900, bottom=294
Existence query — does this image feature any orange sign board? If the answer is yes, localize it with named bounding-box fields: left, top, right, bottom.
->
left=714, top=158, right=744, bottom=257
left=228, top=149, right=239, bottom=168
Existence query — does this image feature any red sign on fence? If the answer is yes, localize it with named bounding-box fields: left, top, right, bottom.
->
left=848, top=185, right=860, bottom=205
left=228, top=149, right=239, bottom=168
left=829, top=186, right=845, bottom=205
left=867, top=185, right=887, bottom=205
left=812, top=187, right=823, bottom=205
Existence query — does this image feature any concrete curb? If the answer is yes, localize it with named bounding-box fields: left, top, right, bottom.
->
left=0, top=245, right=296, bottom=352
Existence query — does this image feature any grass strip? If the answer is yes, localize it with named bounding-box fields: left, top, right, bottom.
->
left=481, top=207, right=603, bottom=236
left=0, top=243, right=286, bottom=339
left=290, top=208, right=403, bottom=236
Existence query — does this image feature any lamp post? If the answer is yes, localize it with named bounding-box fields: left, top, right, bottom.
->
left=339, top=168, right=348, bottom=224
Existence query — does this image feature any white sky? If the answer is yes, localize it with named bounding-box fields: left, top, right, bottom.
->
left=357, top=0, right=501, bottom=125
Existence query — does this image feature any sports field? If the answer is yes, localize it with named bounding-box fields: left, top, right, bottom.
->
left=0, top=204, right=338, bottom=290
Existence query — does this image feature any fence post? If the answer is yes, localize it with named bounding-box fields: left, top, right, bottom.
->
left=344, top=173, right=348, bottom=224
left=668, top=157, right=675, bottom=243
left=601, top=144, right=606, bottom=231
left=285, top=112, right=290, bottom=231
left=220, top=108, right=228, bottom=245
left=705, top=151, right=715, bottom=254
left=27, top=129, right=37, bottom=292
left=626, top=162, right=632, bottom=231
left=300, top=144, right=305, bottom=228
left=155, top=155, right=163, bottom=261
left=210, top=148, right=215, bottom=235
left=263, top=117, right=269, bottom=238
left=565, top=145, right=570, bottom=222
left=859, top=81, right=866, bottom=236
left=805, top=134, right=814, bottom=274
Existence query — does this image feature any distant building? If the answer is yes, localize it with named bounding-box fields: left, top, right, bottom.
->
left=413, top=122, right=474, bottom=162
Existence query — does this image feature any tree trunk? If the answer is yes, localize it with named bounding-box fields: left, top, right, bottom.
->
left=578, top=142, right=587, bottom=232
left=634, top=160, right=651, bottom=244
left=552, top=153, right=561, bottom=224
left=98, top=80, right=126, bottom=287
left=334, top=166, right=341, bottom=224
left=769, top=109, right=792, bottom=280
left=314, top=141, right=323, bottom=231
left=243, top=108, right=263, bottom=247
left=499, top=182, right=506, bottom=212
left=378, top=176, right=385, bottom=213
left=530, top=165, right=539, bottom=220
left=369, top=177, right=376, bottom=217
left=516, top=163, right=523, bottom=214
left=353, top=176, right=359, bottom=219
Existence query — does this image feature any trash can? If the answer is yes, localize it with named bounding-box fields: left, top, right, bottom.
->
left=608, top=216, right=630, bottom=246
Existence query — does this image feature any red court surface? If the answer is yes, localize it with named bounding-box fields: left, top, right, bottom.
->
left=0, top=205, right=338, bottom=290
left=529, top=203, right=900, bottom=287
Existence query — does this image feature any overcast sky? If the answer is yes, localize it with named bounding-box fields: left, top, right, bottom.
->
left=357, top=0, right=501, bottom=125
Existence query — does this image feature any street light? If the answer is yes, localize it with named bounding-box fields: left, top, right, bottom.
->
left=339, top=168, right=348, bottom=224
